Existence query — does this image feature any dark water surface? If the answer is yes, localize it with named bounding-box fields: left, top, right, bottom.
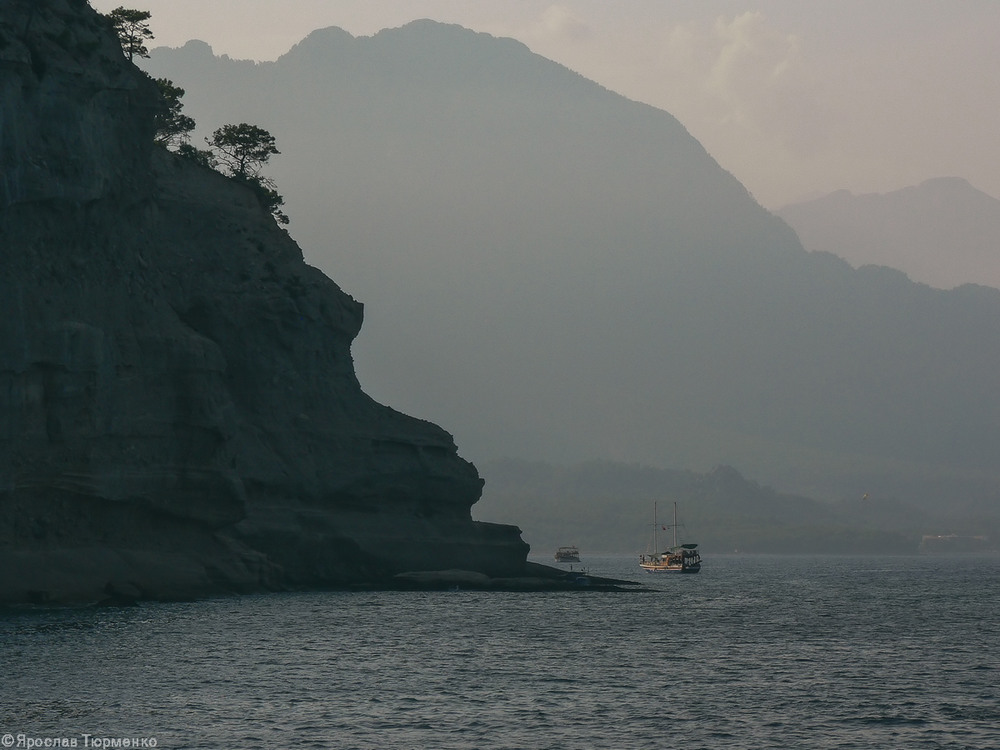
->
left=2, top=555, right=998, bottom=749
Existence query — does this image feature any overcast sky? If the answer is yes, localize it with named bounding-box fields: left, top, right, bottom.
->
left=90, top=0, right=999, bottom=208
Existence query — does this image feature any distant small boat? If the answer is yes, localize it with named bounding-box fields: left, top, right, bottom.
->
left=554, top=545, right=581, bottom=563
left=639, top=501, right=701, bottom=574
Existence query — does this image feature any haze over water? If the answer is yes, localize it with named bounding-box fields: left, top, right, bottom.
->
left=4, top=555, right=998, bottom=748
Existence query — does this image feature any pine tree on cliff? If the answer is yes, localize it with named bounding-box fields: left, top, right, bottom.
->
left=153, top=78, right=196, bottom=148
left=106, top=7, right=154, bottom=62
left=208, top=124, right=290, bottom=225
left=209, top=124, right=279, bottom=181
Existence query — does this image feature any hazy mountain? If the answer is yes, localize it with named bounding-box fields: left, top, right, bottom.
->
left=473, top=459, right=980, bottom=555
left=144, top=23, right=1000, bottom=520
left=776, top=178, right=1000, bottom=290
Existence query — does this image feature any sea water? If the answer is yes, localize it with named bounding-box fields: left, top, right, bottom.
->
left=2, top=555, right=998, bottom=749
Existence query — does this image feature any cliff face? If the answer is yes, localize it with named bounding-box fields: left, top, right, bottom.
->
left=0, top=0, right=528, bottom=604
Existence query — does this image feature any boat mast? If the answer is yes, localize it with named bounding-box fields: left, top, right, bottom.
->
left=652, top=501, right=657, bottom=554
left=673, top=502, right=678, bottom=548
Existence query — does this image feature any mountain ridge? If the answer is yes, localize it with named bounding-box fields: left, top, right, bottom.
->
left=144, top=20, right=1000, bottom=520
left=777, top=177, right=1000, bottom=290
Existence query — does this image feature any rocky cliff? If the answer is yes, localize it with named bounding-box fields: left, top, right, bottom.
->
left=0, top=0, right=530, bottom=604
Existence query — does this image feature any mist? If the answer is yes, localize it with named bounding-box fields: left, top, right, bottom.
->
left=142, top=23, right=1000, bottom=527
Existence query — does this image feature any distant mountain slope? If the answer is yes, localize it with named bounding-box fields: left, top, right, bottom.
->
left=776, top=178, right=1000, bottom=290
left=145, top=23, right=1000, bottom=515
left=473, top=459, right=970, bottom=555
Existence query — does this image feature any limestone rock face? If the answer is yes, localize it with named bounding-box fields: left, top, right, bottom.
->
left=0, top=0, right=528, bottom=604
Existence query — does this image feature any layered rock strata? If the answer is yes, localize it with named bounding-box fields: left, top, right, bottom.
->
left=0, top=0, right=529, bottom=604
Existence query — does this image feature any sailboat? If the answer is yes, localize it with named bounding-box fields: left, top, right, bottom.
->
left=554, top=545, right=581, bottom=562
left=639, top=501, right=701, bottom=573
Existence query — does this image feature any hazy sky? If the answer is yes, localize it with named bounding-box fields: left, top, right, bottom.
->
left=90, top=0, right=999, bottom=208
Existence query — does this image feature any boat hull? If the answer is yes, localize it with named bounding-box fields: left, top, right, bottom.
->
left=639, top=563, right=701, bottom=574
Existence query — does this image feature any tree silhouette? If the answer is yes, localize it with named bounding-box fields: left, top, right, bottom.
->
left=247, top=180, right=290, bottom=226
left=176, top=143, right=216, bottom=169
left=106, top=7, right=154, bottom=62
left=208, top=123, right=279, bottom=180
left=207, top=124, right=288, bottom=224
left=153, top=78, right=196, bottom=148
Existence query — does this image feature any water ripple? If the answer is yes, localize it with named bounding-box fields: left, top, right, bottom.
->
left=2, top=555, right=999, bottom=749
